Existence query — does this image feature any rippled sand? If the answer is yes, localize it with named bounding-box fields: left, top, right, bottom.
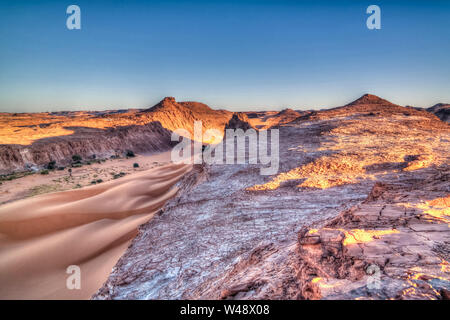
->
left=0, top=161, right=191, bottom=299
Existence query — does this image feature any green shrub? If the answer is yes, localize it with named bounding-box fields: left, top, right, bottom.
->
left=113, top=172, right=126, bottom=179
left=133, top=163, right=139, bottom=168
left=46, top=161, right=56, bottom=170
left=125, top=150, right=135, bottom=157
left=72, top=154, right=82, bottom=162
left=40, top=170, right=49, bottom=175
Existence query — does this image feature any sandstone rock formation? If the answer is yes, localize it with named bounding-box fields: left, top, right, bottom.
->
left=0, top=122, right=173, bottom=173
left=93, top=94, right=449, bottom=300
left=141, top=97, right=233, bottom=137
left=225, top=113, right=257, bottom=131
left=0, top=97, right=232, bottom=174
left=0, top=97, right=311, bottom=174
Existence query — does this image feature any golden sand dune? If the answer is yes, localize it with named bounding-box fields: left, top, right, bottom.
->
left=0, top=162, right=191, bottom=299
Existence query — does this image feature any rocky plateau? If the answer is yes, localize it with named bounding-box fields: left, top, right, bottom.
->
left=87, top=94, right=450, bottom=300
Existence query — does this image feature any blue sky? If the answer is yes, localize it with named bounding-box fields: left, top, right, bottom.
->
left=0, top=0, right=449, bottom=112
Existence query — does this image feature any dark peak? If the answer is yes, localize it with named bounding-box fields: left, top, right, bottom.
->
left=347, top=94, right=395, bottom=106
left=160, top=96, right=177, bottom=106
left=225, top=112, right=256, bottom=130
left=143, top=96, right=178, bottom=112
left=427, top=103, right=450, bottom=112
left=278, top=108, right=296, bottom=115
left=427, top=103, right=450, bottom=123
left=143, top=96, right=221, bottom=115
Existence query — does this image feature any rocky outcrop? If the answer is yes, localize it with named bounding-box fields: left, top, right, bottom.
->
left=93, top=94, right=449, bottom=300
left=296, top=169, right=450, bottom=299
left=0, top=122, right=173, bottom=174
left=141, top=97, right=233, bottom=136
left=0, top=97, right=233, bottom=174
left=295, top=94, right=443, bottom=123
left=225, top=113, right=257, bottom=131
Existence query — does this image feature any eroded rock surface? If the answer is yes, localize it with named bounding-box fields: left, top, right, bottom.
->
left=94, top=94, right=449, bottom=300
left=0, top=122, right=173, bottom=173
left=0, top=97, right=232, bottom=174
left=295, top=173, right=450, bottom=300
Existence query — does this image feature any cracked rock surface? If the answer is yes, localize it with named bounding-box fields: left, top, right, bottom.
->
left=94, top=95, right=449, bottom=300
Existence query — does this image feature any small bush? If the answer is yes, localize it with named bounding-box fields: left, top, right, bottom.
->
left=46, top=161, right=56, bottom=170
left=96, top=179, right=103, bottom=183
left=125, top=150, right=135, bottom=158
left=40, top=170, right=49, bottom=175
left=0, top=171, right=35, bottom=182
left=91, top=180, right=97, bottom=184
left=113, top=172, right=126, bottom=179
left=72, top=154, right=82, bottom=162
left=57, top=166, right=65, bottom=171
left=72, top=163, right=82, bottom=168
left=133, top=163, right=139, bottom=168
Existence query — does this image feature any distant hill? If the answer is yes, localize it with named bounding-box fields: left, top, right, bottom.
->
left=292, top=94, right=442, bottom=122
left=427, top=103, right=450, bottom=123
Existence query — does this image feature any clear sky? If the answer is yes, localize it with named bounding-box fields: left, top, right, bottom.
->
left=0, top=0, right=449, bottom=112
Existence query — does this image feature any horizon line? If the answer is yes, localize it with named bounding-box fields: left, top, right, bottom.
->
left=1, top=93, right=448, bottom=114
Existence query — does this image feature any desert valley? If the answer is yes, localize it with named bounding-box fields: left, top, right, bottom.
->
left=0, top=94, right=449, bottom=300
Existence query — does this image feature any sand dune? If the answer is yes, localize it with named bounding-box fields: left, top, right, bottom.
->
left=0, top=162, right=191, bottom=299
